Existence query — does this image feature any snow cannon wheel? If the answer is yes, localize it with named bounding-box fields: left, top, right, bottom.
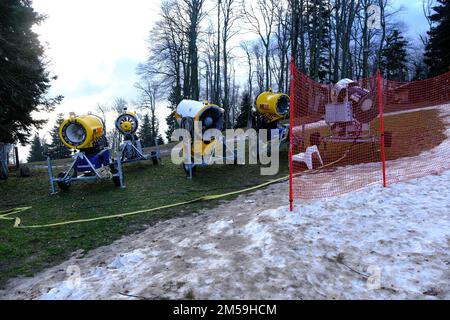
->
left=57, top=172, right=71, bottom=191
left=19, top=165, right=31, bottom=177
left=0, top=168, right=8, bottom=180
left=150, top=151, right=159, bottom=165
left=110, top=167, right=121, bottom=187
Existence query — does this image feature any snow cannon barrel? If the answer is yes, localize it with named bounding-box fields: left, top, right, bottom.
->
left=256, top=90, right=290, bottom=123
left=330, top=79, right=377, bottom=124
left=115, top=110, right=139, bottom=136
left=59, top=113, right=106, bottom=150
left=176, top=99, right=225, bottom=140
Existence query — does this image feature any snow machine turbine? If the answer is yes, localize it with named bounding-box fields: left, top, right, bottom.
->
left=175, top=99, right=236, bottom=178
left=47, top=112, right=123, bottom=193
left=114, top=108, right=161, bottom=166
left=254, top=88, right=291, bottom=152
left=310, top=78, right=392, bottom=160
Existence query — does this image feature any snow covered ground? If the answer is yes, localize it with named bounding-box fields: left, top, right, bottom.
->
left=1, top=169, right=449, bottom=300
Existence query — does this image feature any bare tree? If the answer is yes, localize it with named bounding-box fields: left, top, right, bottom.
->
left=272, top=0, right=291, bottom=91
left=423, top=0, right=435, bottom=30
left=113, top=97, right=128, bottom=113
left=242, top=0, right=277, bottom=90
left=182, top=0, right=205, bottom=100
left=95, top=103, right=109, bottom=123
left=139, top=0, right=206, bottom=139
left=240, top=41, right=254, bottom=98
left=135, top=80, right=161, bottom=141
left=214, top=0, right=221, bottom=105
left=252, top=42, right=266, bottom=93
left=221, top=0, right=239, bottom=127
left=375, top=0, right=387, bottom=70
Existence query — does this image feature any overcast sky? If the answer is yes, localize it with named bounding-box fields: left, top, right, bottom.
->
left=20, top=0, right=431, bottom=158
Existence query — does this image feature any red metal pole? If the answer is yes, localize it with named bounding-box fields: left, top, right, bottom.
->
left=289, top=57, right=295, bottom=211
left=377, top=69, right=387, bottom=188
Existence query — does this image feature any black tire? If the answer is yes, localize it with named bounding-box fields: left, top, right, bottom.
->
left=57, top=172, right=71, bottom=191
left=0, top=169, right=8, bottom=180
left=110, top=168, right=121, bottom=187
left=151, top=152, right=159, bottom=165
left=0, top=162, right=8, bottom=180
left=112, top=176, right=121, bottom=187
left=19, top=166, right=31, bottom=177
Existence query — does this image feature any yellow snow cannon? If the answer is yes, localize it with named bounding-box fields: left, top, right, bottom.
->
left=116, top=110, right=139, bottom=136
left=176, top=99, right=235, bottom=178
left=48, top=112, right=124, bottom=193
left=254, top=89, right=290, bottom=146
left=255, top=89, right=290, bottom=123
left=175, top=99, right=225, bottom=142
left=59, top=112, right=106, bottom=150
left=114, top=108, right=161, bottom=165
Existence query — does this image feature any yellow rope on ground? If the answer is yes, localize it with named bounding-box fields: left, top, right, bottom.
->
left=6, top=176, right=289, bottom=229
left=0, top=207, right=32, bottom=220
left=2, top=151, right=350, bottom=229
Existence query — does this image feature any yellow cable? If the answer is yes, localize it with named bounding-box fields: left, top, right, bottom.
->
left=0, top=207, right=32, bottom=219
left=3, top=152, right=349, bottom=229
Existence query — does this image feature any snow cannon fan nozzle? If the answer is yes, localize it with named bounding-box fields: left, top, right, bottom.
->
left=255, top=90, right=290, bottom=123
left=176, top=99, right=225, bottom=141
left=175, top=99, right=236, bottom=179
left=59, top=113, right=106, bottom=151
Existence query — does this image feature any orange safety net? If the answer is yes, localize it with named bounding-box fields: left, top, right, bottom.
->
left=289, top=63, right=450, bottom=204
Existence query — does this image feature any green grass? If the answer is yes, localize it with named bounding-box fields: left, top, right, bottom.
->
left=0, top=150, right=289, bottom=287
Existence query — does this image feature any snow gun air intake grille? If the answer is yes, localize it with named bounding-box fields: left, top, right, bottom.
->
left=115, top=110, right=139, bottom=136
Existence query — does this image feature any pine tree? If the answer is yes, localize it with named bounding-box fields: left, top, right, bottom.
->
left=140, top=113, right=164, bottom=147
left=165, top=112, right=177, bottom=142
left=306, top=0, right=332, bottom=81
left=157, top=135, right=165, bottom=146
left=235, top=92, right=252, bottom=129
left=380, top=30, right=409, bottom=81
left=48, top=113, right=71, bottom=159
left=153, top=119, right=163, bottom=146
left=424, top=0, right=450, bottom=77
left=0, top=0, right=63, bottom=144
left=139, top=114, right=154, bottom=148
left=412, top=60, right=429, bottom=81
left=165, top=89, right=182, bottom=142
left=27, top=134, right=46, bottom=162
